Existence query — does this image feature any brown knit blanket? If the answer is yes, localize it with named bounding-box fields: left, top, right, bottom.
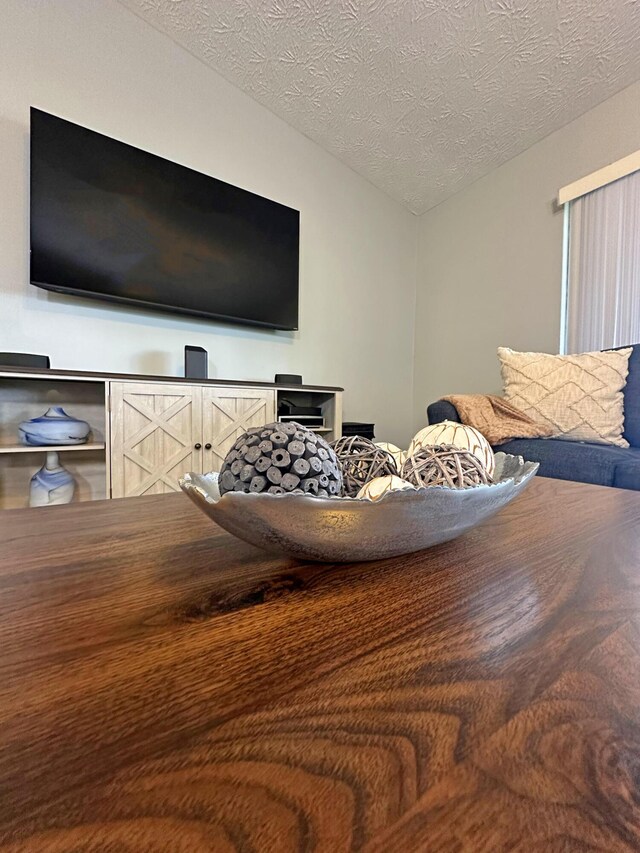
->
left=442, top=394, right=553, bottom=445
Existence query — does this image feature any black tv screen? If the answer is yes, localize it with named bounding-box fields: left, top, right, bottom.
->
left=30, top=108, right=300, bottom=330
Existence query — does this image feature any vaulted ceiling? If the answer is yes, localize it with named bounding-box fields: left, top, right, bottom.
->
left=121, top=0, right=640, bottom=214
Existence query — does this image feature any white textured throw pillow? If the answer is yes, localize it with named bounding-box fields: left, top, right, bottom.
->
left=498, top=347, right=632, bottom=447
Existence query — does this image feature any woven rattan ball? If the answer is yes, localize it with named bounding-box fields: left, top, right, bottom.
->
left=374, top=441, right=407, bottom=469
left=356, top=475, right=415, bottom=502
left=331, top=435, right=398, bottom=497
left=408, top=421, right=495, bottom=478
left=219, top=422, right=342, bottom=497
left=401, top=444, right=492, bottom=489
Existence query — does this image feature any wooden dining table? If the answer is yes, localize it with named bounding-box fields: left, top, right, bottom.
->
left=1, top=475, right=640, bottom=851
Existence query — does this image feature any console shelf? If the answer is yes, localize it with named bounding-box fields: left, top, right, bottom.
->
left=0, top=442, right=106, bottom=455
left=0, top=368, right=343, bottom=508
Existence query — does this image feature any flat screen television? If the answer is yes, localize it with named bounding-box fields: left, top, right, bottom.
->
left=30, top=108, right=300, bottom=330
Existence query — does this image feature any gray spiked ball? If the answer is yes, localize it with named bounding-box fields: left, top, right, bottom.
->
left=219, top=422, right=343, bottom=498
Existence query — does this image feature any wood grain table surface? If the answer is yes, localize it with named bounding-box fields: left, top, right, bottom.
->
left=1, top=476, right=640, bottom=852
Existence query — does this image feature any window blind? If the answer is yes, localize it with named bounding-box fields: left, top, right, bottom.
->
left=566, top=169, right=640, bottom=353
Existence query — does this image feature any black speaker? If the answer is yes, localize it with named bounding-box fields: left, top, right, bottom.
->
left=0, top=352, right=50, bottom=369
left=275, top=373, right=302, bottom=385
left=185, top=346, right=208, bottom=380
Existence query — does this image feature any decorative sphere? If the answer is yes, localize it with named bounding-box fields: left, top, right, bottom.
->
left=408, top=421, right=494, bottom=477
left=331, top=435, right=398, bottom=497
left=219, top=422, right=342, bottom=497
left=402, top=444, right=492, bottom=489
left=374, top=442, right=407, bottom=468
left=356, top=475, right=415, bottom=502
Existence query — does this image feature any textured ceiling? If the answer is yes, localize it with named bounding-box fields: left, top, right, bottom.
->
left=120, top=0, right=640, bottom=214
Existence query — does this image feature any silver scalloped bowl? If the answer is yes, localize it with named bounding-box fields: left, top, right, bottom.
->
left=179, top=452, right=538, bottom=563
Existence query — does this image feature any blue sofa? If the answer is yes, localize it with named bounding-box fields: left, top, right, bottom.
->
left=426, top=344, right=640, bottom=491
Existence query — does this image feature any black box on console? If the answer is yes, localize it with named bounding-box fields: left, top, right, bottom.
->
left=0, top=353, right=50, bottom=369
left=185, top=346, right=208, bottom=380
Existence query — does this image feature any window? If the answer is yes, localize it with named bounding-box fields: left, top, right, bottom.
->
left=560, top=156, right=640, bottom=353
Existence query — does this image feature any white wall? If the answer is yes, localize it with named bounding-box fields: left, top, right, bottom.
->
left=413, top=80, right=640, bottom=431
left=0, top=0, right=418, bottom=447
left=5, top=0, right=639, bottom=448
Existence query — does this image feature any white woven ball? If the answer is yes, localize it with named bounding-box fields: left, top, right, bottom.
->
left=357, top=475, right=415, bottom=502
left=408, top=421, right=495, bottom=477
left=374, top=442, right=407, bottom=468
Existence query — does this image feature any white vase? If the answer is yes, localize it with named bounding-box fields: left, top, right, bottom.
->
left=19, top=406, right=90, bottom=446
left=29, top=451, right=76, bottom=507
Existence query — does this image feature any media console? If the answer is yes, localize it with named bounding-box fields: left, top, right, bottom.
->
left=0, top=367, right=343, bottom=509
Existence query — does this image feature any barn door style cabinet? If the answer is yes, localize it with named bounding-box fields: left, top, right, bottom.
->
left=110, top=383, right=206, bottom=499
left=201, top=387, right=277, bottom=474
left=0, top=368, right=342, bottom=509
left=110, top=384, right=276, bottom=498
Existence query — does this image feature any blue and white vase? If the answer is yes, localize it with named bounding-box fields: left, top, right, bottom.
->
left=29, top=451, right=76, bottom=507
left=19, top=406, right=90, bottom=446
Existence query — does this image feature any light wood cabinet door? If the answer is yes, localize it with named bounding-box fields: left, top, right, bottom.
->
left=110, top=383, right=202, bottom=498
left=201, top=387, right=276, bottom=472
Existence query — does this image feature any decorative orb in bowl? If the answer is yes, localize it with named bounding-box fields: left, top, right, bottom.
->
left=409, top=421, right=495, bottom=478
left=180, top=452, right=539, bottom=563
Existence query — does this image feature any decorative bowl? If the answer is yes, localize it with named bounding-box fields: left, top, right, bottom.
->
left=180, top=452, right=539, bottom=562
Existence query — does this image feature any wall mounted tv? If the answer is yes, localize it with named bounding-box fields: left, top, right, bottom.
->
left=30, top=108, right=300, bottom=330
